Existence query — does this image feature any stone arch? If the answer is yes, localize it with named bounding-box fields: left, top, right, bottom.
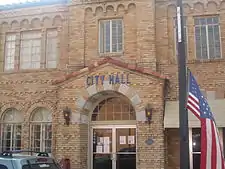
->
left=207, top=1, right=218, bottom=12
left=85, top=7, right=93, bottom=15
left=20, top=19, right=29, bottom=28
left=95, top=6, right=104, bottom=16
left=31, top=18, right=41, bottom=28
left=194, top=2, right=205, bottom=13
left=220, top=1, right=225, bottom=10
left=11, top=20, right=19, bottom=29
left=183, top=3, right=192, bottom=14
left=1, top=108, right=23, bottom=123
left=29, top=107, right=52, bottom=122
left=75, top=83, right=143, bottom=121
left=117, top=4, right=125, bottom=14
left=88, top=91, right=136, bottom=122
left=167, top=4, right=176, bottom=17
left=127, top=3, right=136, bottom=13
left=1, top=22, right=9, bottom=32
left=26, top=102, right=55, bottom=122
left=43, top=16, right=52, bottom=27
left=53, top=15, right=63, bottom=26
left=0, top=103, right=23, bottom=120
left=106, top=5, right=115, bottom=15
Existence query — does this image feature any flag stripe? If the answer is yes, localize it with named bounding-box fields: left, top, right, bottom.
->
left=211, top=120, right=217, bottom=169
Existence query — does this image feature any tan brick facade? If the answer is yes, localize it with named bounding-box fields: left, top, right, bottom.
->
left=0, top=0, right=225, bottom=169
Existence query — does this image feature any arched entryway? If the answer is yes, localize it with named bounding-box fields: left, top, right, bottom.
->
left=88, top=91, right=136, bottom=169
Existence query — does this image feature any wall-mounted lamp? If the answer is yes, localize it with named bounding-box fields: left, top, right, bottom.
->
left=63, top=107, right=71, bottom=126
left=145, top=103, right=153, bottom=124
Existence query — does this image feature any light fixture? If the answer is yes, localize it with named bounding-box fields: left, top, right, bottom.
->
left=145, top=103, right=153, bottom=124
left=63, top=107, right=71, bottom=126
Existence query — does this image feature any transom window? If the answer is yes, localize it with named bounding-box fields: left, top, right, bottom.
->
left=92, top=97, right=135, bottom=121
left=4, top=29, right=58, bottom=71
left=30, top=108, right=52, bottom=153
left=194, top=16, right=221, bottom=60
left=99, top=19, right=123, bottom=54
left=0, top=108, right=23, bottom=151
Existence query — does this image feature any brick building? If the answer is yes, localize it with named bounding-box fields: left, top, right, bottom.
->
left=1, top=0, right=225, bottom=169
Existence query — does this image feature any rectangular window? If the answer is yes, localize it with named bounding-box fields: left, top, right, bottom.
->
left=46, top=29, right=58, bottom=68
left=174, top=17, right=188, bottom=57
left=191, top=128, right=201, bottom=169
left=99, top=19, right=123, bottom=54
left=1, top=124, right=22, bottom=151
left=4, top=33, right=16, bottom=71
left=30, top=123, right=52, bottom=153
left=194, top=16, right=221, bottom=59
left=20, top=31, right=41, bottom=69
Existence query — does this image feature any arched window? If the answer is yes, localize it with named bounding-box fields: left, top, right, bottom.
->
left=0, top=108, right=23, bottom=151
left=30, top=107, right=52, bottom=153
left=91, top=97, right=136, bottom=121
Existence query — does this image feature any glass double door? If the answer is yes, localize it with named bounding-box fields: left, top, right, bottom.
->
left=92, top=126, right=136, bottom=169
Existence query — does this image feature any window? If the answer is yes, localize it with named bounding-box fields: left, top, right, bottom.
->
left=0, top=108, right=23, bottom=151
left=3, top=30, right=58, bottom=71
left=191, top=128, right=201, bottom=169
left=99, top=19, right=123, bottom=53
left=195, top=16, right=221, bottom=60
left=4, top=33, right=16, bottom=71
left=30, top=108, right=52, bottom=153
left=92, top=97, right=135, bottom=121
left=20, top=31, right=42, bottom=69
left=174, top=17, right=188, bottom=57
left=46, top=29, right=58, bottom=68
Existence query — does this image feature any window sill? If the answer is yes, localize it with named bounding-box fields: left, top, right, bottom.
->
left=99, top=52, right=123, bottom=58
left=1, top=68, right=60, bottom=75
left=187, top=58, right=224, bottom=64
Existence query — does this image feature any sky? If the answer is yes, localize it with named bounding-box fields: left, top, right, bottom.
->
left=0, top=0, right=41, bottom=6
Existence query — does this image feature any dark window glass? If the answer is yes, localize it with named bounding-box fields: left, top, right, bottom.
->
left=192, top=128, right=201, bottom=169
left=193, top=154, right=201, bottom=169
left=192, top=128, right=201, bottom=152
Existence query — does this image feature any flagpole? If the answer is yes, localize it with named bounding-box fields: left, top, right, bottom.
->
left=176, top=0, right=190, bottom=168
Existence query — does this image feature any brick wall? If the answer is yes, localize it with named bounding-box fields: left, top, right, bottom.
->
left=0, top=0, right=225, bottom=169
left=155, top=0, right=225, bottom=168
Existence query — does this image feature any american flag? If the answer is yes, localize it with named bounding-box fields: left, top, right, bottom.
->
left=187, top=71, right=225, bottom=169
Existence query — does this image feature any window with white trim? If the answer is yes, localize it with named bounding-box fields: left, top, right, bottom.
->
left=3, top=30, right=58, bottom=71
left=190, top=128, right=201, bottom=169
left=46, top=29, right=58, bottom=68
left=194, top=16, right=221, bottom=60
left=0, top=108, right=23, bottom=151
left=99, top=19, right=123, bottom=54
left=4, top=33, right=16, bottom=71
left=30, top=108, right=52, bottom=153
left=174, top=16, right=188, bottom=57
left=20, top=31, right=42, bottom=69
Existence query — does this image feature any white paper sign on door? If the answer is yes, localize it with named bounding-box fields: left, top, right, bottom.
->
left=96, top=145, right=103, bottom=153
left=99, top=137, right=104, bottom=144
left=104, top=145, right=110, bottom=153
left=119, top=136, right=126, bottom=144
left=128, top=136, right=135, bottom=144
left=104, top=137, right=110, bottom=144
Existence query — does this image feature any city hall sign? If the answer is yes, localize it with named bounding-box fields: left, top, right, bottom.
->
left=86, top=73, right=130, bottom=86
